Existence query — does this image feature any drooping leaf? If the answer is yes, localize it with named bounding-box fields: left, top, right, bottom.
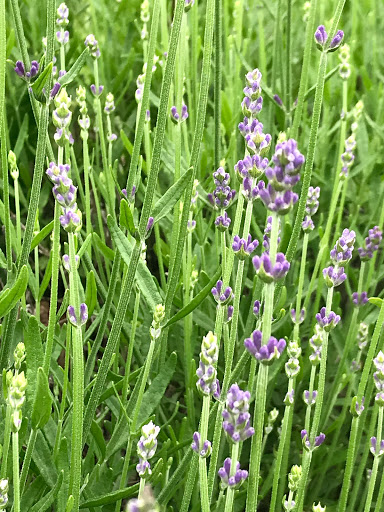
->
left=107, top=215, right=162, bottom=310
left=152, top=166, right=194, bottom=223
left=369, top=297, right=382, bottom=308
left=164, top=265, right=221, bottom=328
left=0, top=265, right=29, bottom=318
left=31, top=368, right=53, bottom=430
left=30, top=221, right=54, bottom=252
left=58, top=48, right=89, bottom=87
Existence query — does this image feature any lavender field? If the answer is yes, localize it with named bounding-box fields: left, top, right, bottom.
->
left=0, top=0, right=383, bottom=510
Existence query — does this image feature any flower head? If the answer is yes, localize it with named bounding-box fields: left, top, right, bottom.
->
left=252, top=252, right=290, bottom=283
left=196, top=332, right=220, bottom=398
left=232, top=234, right=259, bottom=260
left=244, top=330, right=286, bottom=364
left=358, top=226, right=382, bottom=260
left=218, top=458, right=248, bottom=490
left=315, top=307, right=340, bottom=332
left=84, top=34, right=100, bottom=58
left=222, top=384, right=254, bottom=442
left=323, top=265, right=347, bottom=288
left=211, top=280, right=233, bottom=305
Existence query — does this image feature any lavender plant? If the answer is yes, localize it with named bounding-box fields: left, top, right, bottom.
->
left=0, top=1, right=383, bottom=511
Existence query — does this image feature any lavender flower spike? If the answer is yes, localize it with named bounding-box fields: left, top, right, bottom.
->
left=244, top=330, right=286, bottom=365
left=222, top=384, right=254, bottom=442
left=136, top=421, right=160, bottom=477
left=232, top=234, right=259, bottom=260
left=196, top=332, right=220, bottom=398
left=252, top=252, right=290, bottom=283
left=191, top=431, right=211, bottom=458
left=329, top=30, right=344, bottom=51
left=314, top=25, right=328, bottom=48
left=218, top=458, right=248, bottom=490
left=215, top=211, right=231, bottom=231
left=330, top=228, right=355, bottom=264
left=323, top=265, right=347, bottom=288
left=211, top=280, right=233, bottom=305
left=358, top=226, right=382, bottom=260
left=315, top=307, right=340, bottom=332
left=67, top=303, right=88, bottom=327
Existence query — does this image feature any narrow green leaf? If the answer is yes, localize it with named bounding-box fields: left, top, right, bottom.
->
left=92, top=233, right=115, bottom=261
left=0, top=265, right=28, bottom=317
left=369, top=297, right=382, bottom=308
left=119, top=198, right=136, bottom=235
left=31, top=62, right=53, bottom=98
left=38, top=251, right=53, bottom=301
left=31, top=368, right=52, bottom=430
left=80, top=483, right=139, bottom=508
left=30, top=221, right=54, bottom=252
left=58, top=48, right=89, bottom=87
left=77, top=233, right=92, bottom=259
left=30, top=471, right=63, bottom=512
left=85, top=271, right=97, bottom=316
left=107, top=215, right=162, bottom=310
left=90, top=420, right=106, bottom=460
left=25, top=316, right=44, bottom=411
left=152, top=166, right=194, bottom=223
left=164, top=265, right=221, bottom=328
left=33, top=431, right=58, bottom=487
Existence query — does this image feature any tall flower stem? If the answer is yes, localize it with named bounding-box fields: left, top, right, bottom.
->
left=296, top=286, right=334, bottom=512
left=12, top=431, right=20, bottom=512
left=224, top=442, right=240, bottom=512
left=285, top=0, right=292, bottom=128
left=364, top=406, right=384, bottom=512
left=246, top=211, right=279, bottom=512
left=68, top=232, right=84, bottom=512
left=0, top=405, right=12, bottom=479
left=214, top=0, right=222, bottom=169
left=338, top=298, right=384, bottom=512
left=199, top=396, right=211, bottom=512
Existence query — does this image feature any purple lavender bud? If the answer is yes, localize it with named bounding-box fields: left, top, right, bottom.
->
left=302, top=215, right=315, bottom=232
left=213, top=167, right=230, bottom=186
left=14, top=61, right=25, bottom=78
left=211, top=280, right=233, bottom=305
left=291, top=308, right=305, bottom=325
left=252, top=252, right=290, bottom=283
left=259, top=184, right=298, bottom=214
left=50, top=82, right=61, bottom=99
left=57, top=3, right=69, bottom=26
left=107, top=133, right=117, bottom=142
left=121, top=188, right=127, bottom=198
left=315, top=307, right=341, bottom=332
left=253, top=300, right=261, bottom=316
left=284, top=389, right=295, bottom=405
left=351, top=396, right=365, bottom=417
left=53, top=182, right=77, bottom=207
left=30, top=60, right=39, bottom=78
left=305, top=186, right=320, bottom=215
left=46, top=162, right=70, bottom=184
left=358, top=226, right=382, bottom=260
left=196, top=332, right=220, bottom=398
left=145, top=109, right=150, bottom=122
left=273, top=94, right=283, bottom=106
left=170, top=106, right=179, bottom=123
left=215, top=212, right=231, bottom=232
left=187, top=219, right=196, bottom=232
left=56, top=30, right=69, bottom=45
left=181, top=103, right=189, bottom=121
left=234, top=154, right=268, bottom=181
left=90, top=84, right=104, bottom=97
left=146, top=217, right=154, bottom=232
left=60, top=204, right=82, bottom=232
left=301, top=429, right=325, bottom=450
left=242, top=95, right=263, bottom=117
left=315, top=433, right=326, bottom=447
left=226, top=305, right=234, bottom=323
left=232, top=234, right=259, bottom=260
left=136, top=459, right=151, bottom=476
left=242, top=177, right=262, bottom=202
left=370, top=437, right=384, bottom=457
left=218, top=458, right=248, bottom=490
left=191, top=432, right=211, bottom=458
left=323, top=265, right=347, bottom=288
left=314, top=25, right=328, bottom=48
left=67, top=303, right=88, bottom=327
left=244, top=330, right=286, bottom=365
left=136, top=421, right=160, bottom=474
left=330, top=229, right=356, bottom=264
left=222, top=384, right=254, bottom=443
left=352, top=291, right=368, bottom=307
left=62, top=254, right=79, bottom=272
left=303, top=390, right=318, bottom=405
left=84, top=34, right=100, bottom=58
left=329, top=30, right=344, bottom=51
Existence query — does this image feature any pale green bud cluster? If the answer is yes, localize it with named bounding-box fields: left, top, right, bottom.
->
left=7, top=371, right=27, bottom=431
left=264, top=408, right=278, bottom=435
left=150, top=304, right=165, bottom=340
left=0, top=479, right=8, bottom=509
left=14, top=342, right=25, bottom=370
left=285, top=341, right=301, bottom=378
left=351, top=100, right=363, bottom=134
left=339, top=43, right=351, bottom=80
left=288, top=465, right=302, bottom=491
left=313, top=502, right=326, bottom=512
left=8, top=150, right=19, bottom=180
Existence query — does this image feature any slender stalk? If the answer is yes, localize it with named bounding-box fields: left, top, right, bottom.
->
left=0, top=405, right=12, bottom=479
left=199, top=396, right=210, bottom=512
left=12, top=432, right=20, bottom=512
left=214, top=0, right=222, bottom=169
left=364, top=406, right=384, bottom=512
left=224, top=442, right=240, bottom=512
left=285, top=0, right=292, bottom=128
left=19, top=429, right=37, bottom=494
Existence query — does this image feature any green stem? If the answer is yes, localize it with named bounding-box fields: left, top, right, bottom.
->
left=224, top=442, right=240, bottom=512
left=364, top=406, right=384, bottom=512
left=199, top=396, right=211, bottom=512
left=12, top=431, right=20, bottom=512
left=19, top=428, right=37, bottom=495
left=0, top=405, right=12, bottom=479
left=214, top=0, right=222, bottom=169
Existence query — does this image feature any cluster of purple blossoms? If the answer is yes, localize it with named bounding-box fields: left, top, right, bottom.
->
left=323, top=229, right=355, bottom=288
left=302, top=186, right=320, bottom=232
left=222, top=384, right=254, bottom=443
left=191, top=432, right=211, bottom=458
left=259, top=139, right=304, bottom=214
left=253, top=300, right=261, bottom=316
left=14, top=60, right=39, bottom=80
left=303, top=390, right=318, bottom=406
left=46, top=163, right=82, bottom=233
left=244, top=330, right=286, bottom=365
left=314, top=25, right=344, bottom=52
left=309, top=325, right=324, bottom=365
left=218, top=458, right=248, bottom=490
left=352, top=291, right=368, bottom=307
left=370, top=437, right=384, bottom=457
left=215, top=211, right=231, bottom=232
left=62, top=254, right=79, bottom=272
left=68, top=303, right=88, bottom=327
left=291, top=308, right=305, bottom=325
left=263, top=216, right=281, bottom=250
left=52, top=88, right=74, bottom=146
left=315, top=307, right=341, bottom=332
left=57, top=2, right=69, bottom=26
left=170, top=104, right=188, bottom=123
left=232, top=234, right=259, bottom=260
left=136, top=421, right=160, bottom=477
left=301, top=430, right=325, bottom=451
left=358, top=226, right=382, bottom=260
left=211, top=280, right=233, bottom=305
left=238, top=117, right=271, bottom=156
left=340, top=134, right=356, bottom=178
left=357, top=322, right=369, bottom=351
left=208, top=167, right=236, bottom=211
left=252, top=252, right=290, bottom=283
left=235, top=154, right=268, bottom=182
left=196, top=332, right=220, bottom=398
